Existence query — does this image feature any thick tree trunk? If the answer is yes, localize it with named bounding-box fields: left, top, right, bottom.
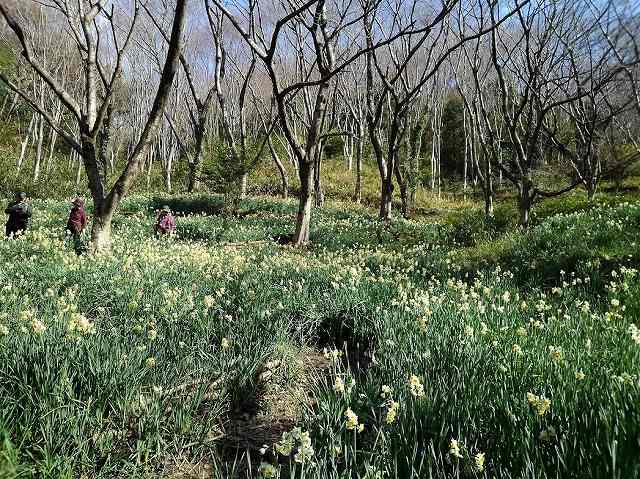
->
left=293, top=160, right=313, bottom=245
left=379, top=177, right=393, bottom=221
left=80, top=133, right=114, bottom=251
left=584, top=160, right=598, bottom=201
left=90, top=210, right=114, bottom=252
left=187, top=148, right=202, bottom=193
left=517, top=179, right=534, bottom=227
left=81, top=134, right=107, bottom=200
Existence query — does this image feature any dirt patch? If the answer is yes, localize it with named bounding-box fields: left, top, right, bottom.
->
left=162, top=457, right=215, bottom=479
left=224, top=348, right=329, bottom=449
left=162, top=348, right=330, bottom=478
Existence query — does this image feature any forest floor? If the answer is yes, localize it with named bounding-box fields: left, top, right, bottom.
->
left=0, top=190, right=639, bottom=478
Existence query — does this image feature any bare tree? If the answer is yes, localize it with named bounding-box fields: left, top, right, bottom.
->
left=143, top=1, right=219, bottom=193
left=537, top=1, right=636, bottom=200
left=484, top=0, right=631, bottom=226
left=206, top=5, right=273, bottom=200
left=0, top=0, right=189, bottom=249
left=454, top=31, right=502, bottom=218
left=339, top=61, right=367, bottom=203
left=266, top=124, right=290, bottom=199
left=207, top=0, right=378, bottom=244
left=363, top=0, right=528, bottom=220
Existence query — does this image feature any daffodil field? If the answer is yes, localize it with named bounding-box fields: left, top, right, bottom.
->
left=1, top=195, right=639, bottom=478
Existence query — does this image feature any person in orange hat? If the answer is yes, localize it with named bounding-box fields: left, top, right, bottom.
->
left=66, top=198, right=88, bottom=254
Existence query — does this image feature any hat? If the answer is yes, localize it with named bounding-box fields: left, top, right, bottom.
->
left=16, top=192, right=26, bottom=201
left=161, top=205, right=171, bottom=213
left=72, top=198, right=85, bottom=206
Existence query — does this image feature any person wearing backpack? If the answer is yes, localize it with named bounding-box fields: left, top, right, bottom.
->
left=5, top=192, right=32, bottom=238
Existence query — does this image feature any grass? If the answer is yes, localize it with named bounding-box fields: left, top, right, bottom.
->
left=0, top=191, right=638, bottom=478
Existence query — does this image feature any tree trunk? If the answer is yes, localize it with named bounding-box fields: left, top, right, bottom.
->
left=584, top=157, right=598, bottom=201
left=269, top=137, right=288, bottom=199
left=164, top=139, right=174, bottom=192
left=344, top=122, right=353, bottom=171
left=293, top=160, right=313, bottom=245
left=146, top=148, right=154, bottom=189
left=46, top=125, right=58, bottom=174
left=0, top=93, right=10, bottom=117
left=484, top=180, right=494, bottom=218
left=483, top=153, right=494, bottom=219
left=90, top=210, right=114, bottom=252
left=409, top=118, right=424, bottom=207
left=80, top=134, right=112, bottom=249
left=353, top=123, right=363, bottom=203
left=187, top=114, right=206, bottom=193
left=240, top=172, right=249, bottom=199
left=18, top=114, right=36, bottom=172
left=586, top=180, right=597, bottom=201
left=75, top=153, right=83, bottom=187
left=46, top=100, right=63, bottom=174
left=398, top=179, right=408, bottom=217
left=436, top=127, right=442, bottom=198
left=98, top=103, right=113, bottom=179
left=379, top=176, right=393, bottom=221
left=517, top=179, right=534, bottom=227
left=33, top=114, right=44, bottom=182
left=313, top=144, right=325, bottom=208
left=165, top=161, right=173, bottom=192
left=394, top=160, right=408, bottom=217
left=187, top=147, right=202, bottom=193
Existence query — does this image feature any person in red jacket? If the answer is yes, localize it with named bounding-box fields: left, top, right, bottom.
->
left=154, top=205, right=176, bottom=236
left=66, top=198, right=88, bottom=254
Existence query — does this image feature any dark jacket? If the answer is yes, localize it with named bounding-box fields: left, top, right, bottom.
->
left=67, top=205, right=88, bottom=234
left=5, top=201, right=32, bottom=234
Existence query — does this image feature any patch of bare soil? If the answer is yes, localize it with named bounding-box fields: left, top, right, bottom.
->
left=162, top=347, right=330, bottom=478
left=162, top=457, right=215, bottom=479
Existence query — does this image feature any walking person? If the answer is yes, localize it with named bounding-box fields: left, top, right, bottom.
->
left=66, top=198, right=88, bottom=254
left=5, top=192, right=32, bottom=238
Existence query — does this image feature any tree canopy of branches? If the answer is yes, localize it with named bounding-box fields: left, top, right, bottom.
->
left=0, top=0, right=190, bottom=249
left=0, top=0, right=639, bottom=244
